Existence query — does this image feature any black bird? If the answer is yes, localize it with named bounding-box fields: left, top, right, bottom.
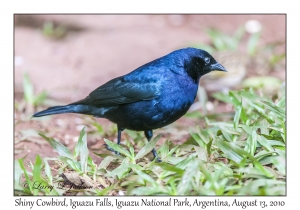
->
left=33, top=47, right=226, bottom=161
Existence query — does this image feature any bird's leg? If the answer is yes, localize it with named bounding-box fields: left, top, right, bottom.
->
left=144, top=130, right=161, bottom=162
left=105, top=126, right=124, bottom=155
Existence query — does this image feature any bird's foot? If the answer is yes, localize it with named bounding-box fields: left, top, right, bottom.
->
left=152, top=149, right=162, bottom=162
left=104, top=143, right=120, bottom=155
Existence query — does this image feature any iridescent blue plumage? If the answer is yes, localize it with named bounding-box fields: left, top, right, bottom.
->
left=33, top=47, right=226, bottom=161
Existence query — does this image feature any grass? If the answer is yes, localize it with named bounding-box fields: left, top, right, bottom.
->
left=191, top=24, right=285, bottom=72
left=191, top=26, right=260, bottom=55
left=14, top=88, right=286, bottom=196
left=42, top=21, right=67, bottom=39
left=22, top=73, right=48, bottom=107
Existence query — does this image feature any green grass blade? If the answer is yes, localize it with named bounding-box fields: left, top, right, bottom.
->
left=44, top=158, right=53, bottom=185
left=155, top=163, right=184, bottom=175
left=39, top=133, right=73, bottom=159
left=23, top=73, right=34, bottom=105
left=277, top=96, right=286, bottom=108
left=158, top=139, right=169, bottom=159
left=167, top=145, right=179, bottom=156
left=233, top=106, right=242, bottom=129
left=190, top=132, right=205, bottom=147
left=216, top=139, right=243, bottom=163
left=59, top=156, right=81, bottom=172
left=207, top=29, right=226, bottom=51
left=135, top=169, right=158, bottom=186
left=261, top=100, right=285, bottom=119
left=135, top=134, right=161, bottom=160
left=177, top=159, right=199, bottom=195
left=244, top=130, right=257, bottom=155
left=104, top=138, right=132, bottom=158
left=247, top=32, right=260, bottom=56
left=257, top=135, right=275, bottom=152
left=212, top=92, right=232, bottom=104
left=33, top=91, right=47, bottom=106
left=74, top=128, right=89, bottom=173
left=130, top=186, right=165, bottom=195
left=98, top=156, right=115, bottom=170
left=96, top=185, right=115, bottom=195
left=106, top=163, right=131, bottom=179
left=15, top=160, right=23, bottom=184
left=18, top=158, right=33, bottom=193
left=233, top=26, right=245, bottom=45
left=33, top=155, right=42, bottom=182
left=272, top=156, right=285, bottom=175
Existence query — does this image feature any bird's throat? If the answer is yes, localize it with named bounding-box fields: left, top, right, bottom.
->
left=185, top=57, right=206, bottom=83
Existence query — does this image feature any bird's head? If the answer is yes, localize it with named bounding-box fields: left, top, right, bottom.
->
left=177, top=48, right=227, bottom=83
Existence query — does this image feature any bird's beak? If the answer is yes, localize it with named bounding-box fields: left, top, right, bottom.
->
left=210, top=62, right=227, bottom=72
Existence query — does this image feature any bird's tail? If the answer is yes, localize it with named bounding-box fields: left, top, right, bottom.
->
left=33, top=104, right=84, bottom=117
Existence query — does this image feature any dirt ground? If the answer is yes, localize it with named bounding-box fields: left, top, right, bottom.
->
left=14, top=14, right=286, bottom=164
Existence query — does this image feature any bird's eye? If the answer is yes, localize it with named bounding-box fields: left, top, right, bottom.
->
left=204, top=57, right=210, bottom=64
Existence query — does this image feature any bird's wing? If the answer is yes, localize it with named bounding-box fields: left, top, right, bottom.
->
left=77, top=76, right=161, bottom=106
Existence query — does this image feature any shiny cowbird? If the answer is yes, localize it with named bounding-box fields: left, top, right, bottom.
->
left=33, top=47, right=226, bottom=161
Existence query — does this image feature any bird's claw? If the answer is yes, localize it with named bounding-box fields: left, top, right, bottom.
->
left=104, top=144, right=162, bottom=161
left=104, top=143, right=120, bottom=155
